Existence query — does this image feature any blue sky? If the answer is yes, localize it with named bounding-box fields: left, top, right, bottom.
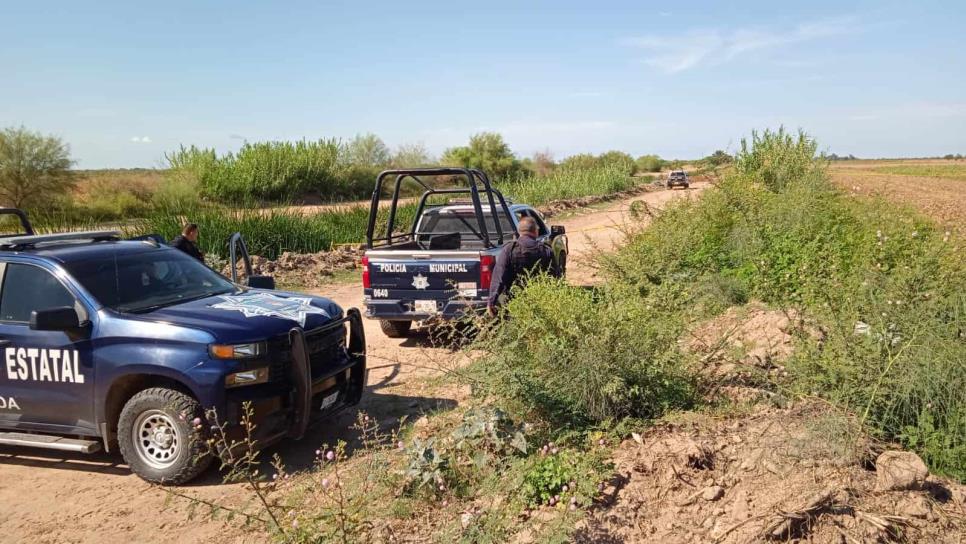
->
left=2, top=0, right=964, bottom=168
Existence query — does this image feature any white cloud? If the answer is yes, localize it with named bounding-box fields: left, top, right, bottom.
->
left=130, top=136, right=152, bottom=143
left=621, top=17, right=856, bottom=73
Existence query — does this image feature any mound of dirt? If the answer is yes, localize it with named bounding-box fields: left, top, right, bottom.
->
left=688, top=302, right=800, bottom=370
left=576, top=401, right=966, bottom=543
left=225, top=245, right=363, bottom=289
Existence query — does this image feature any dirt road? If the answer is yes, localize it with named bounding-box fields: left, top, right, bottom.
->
left=0, top=183, right=705, bottom=544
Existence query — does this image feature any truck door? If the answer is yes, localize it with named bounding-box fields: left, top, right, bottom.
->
left=227, top=232, right=276, bottom=289
left=520, top=209, right=567, bottom=273
left=0, top=262, right=96, bottom=433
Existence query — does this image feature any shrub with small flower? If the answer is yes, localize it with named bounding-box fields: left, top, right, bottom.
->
left=521, top=441, right=608, bottom=509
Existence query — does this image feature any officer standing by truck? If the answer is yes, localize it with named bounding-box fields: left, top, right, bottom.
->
left=487, top=216, right=559, bottom=314
left=170, top=223, right=204, bottom=262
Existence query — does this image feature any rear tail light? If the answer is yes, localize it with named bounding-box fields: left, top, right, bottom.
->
left=361, top=256, right=370, bottom=288
left=480, top=255, right=495, bottom=290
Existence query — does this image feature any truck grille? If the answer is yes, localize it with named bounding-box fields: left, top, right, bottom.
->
left=265, top=325, right=347, bottom=384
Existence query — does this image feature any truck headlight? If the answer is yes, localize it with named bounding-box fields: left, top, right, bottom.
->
left=225, top=367, right=270, bottom=388
left=209, top=342, right=265, bottom=359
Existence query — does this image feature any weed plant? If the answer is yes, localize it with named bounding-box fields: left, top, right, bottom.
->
left=601, top=128, right=966, bottom=479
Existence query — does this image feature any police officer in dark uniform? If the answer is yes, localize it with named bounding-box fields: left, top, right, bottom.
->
left=170, top=223, right=204, bottom=262
left=487, top=216, right=559, bottom=314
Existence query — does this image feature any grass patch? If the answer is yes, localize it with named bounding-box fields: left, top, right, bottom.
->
left=472, top=279, right=697, bottom=429
left=25, top=163, right=642, bottom=262
left=128, top=166, right=641, bottom=259
left=602, top=129, right=966, bottom=480
left=134, top=203, right=377, bottom=259
left=504, top=164, right=638, bottom=205
left=873, top=164, right=966, bottom=180
left=474, top=127, right=965, bottom=481
left=173, top=401, right=610, bottom=543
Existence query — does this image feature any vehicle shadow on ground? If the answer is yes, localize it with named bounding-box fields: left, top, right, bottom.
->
left=0, top=446, right=131, bottom=475
left=266, top=390, right=458, bottom=474
left=0, top=385, right=458, bottom=484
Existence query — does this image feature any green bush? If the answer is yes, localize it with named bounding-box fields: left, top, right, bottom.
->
left=596, top=151, right=637, bottom=176
left=635, top=154, right=664, bottom=173
left=391, top=143, right=435, bottom=168
left=165, top=139, right=361, bottom=202
left=343, top=133, right=390, bottom=167
left=603, top=127, right=966, bottom=480
left=735, top=127, right=821, bottom=192
left=441, top=132, right=524, bottom=181
left=152, top=175, right=201, bottom=209
left=559, top=152, right=637, bottom=176
left=474, top=278, right=696, bottom=428
left=134, top=202, right=374, bottom=259
left=505, top=164, right=636, bottom=206
left=0, top=125, right=75, bottom=209
left=558, top=153, right=599, bottom=172
left=702, top=150, right=733, bottom=168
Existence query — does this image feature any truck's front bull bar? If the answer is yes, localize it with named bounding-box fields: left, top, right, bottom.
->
left=287, top=308, right=367, bottom=440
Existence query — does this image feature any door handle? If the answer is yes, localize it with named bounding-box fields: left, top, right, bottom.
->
left=0, top=339, right=10, bottom=346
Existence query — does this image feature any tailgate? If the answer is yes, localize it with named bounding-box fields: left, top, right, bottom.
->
left=367, top=252, right=482, bottom=296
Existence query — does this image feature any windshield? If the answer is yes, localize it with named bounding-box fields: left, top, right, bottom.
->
left=65, top=247, right=236, bottom=313
left=417, top=211, right=515, bottom=238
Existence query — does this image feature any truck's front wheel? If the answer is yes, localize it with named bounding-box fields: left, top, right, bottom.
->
left=380, top=319, right=412, bottom=338
left=117, top=387, right=212, bottom=484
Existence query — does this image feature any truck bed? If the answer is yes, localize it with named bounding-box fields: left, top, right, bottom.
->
left=362, top=248, right=497, bottom=320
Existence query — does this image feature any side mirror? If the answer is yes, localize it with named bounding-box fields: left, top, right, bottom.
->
left=30, top=307, right=81, bottom=331
left=247, top=275, right=276, bottom=290
left=550, top=225, right=566, bottom=237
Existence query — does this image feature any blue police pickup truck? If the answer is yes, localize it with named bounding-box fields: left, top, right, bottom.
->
left=0, top=209, right=366, bottom=484
left=361, top=168, right=567, bottom=337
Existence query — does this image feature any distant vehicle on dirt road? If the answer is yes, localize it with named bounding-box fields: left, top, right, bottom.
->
left=0, top=210, right=366, bottom=484
left=361, top=168, right=568, bottom=337
left=666, top=170, right=690, bottom=189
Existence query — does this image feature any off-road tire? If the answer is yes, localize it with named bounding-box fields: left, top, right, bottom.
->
left=117, top=387, right=212, bottom=485
left=380, top=319, right=412, bottom=338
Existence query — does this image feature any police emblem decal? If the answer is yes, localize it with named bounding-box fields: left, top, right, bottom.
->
left=211, top=293, right=330, bottom=326
left=411, top=273, right=429, bottom=290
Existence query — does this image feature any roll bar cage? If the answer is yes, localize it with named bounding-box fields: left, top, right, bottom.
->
left=0, top=208, right=34, bottom=236
left=365, top=168, right=514, bottom=250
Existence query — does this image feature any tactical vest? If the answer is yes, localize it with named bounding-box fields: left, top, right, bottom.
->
left=508, top=240, right=554, bottom=288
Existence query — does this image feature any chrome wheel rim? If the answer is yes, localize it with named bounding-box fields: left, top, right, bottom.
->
left=132, top=409, right=182, bottom=469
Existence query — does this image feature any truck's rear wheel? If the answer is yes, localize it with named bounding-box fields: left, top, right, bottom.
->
left=117, top=387, right=212, bottom=484
left=380, top=319, right=412, bottom=338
